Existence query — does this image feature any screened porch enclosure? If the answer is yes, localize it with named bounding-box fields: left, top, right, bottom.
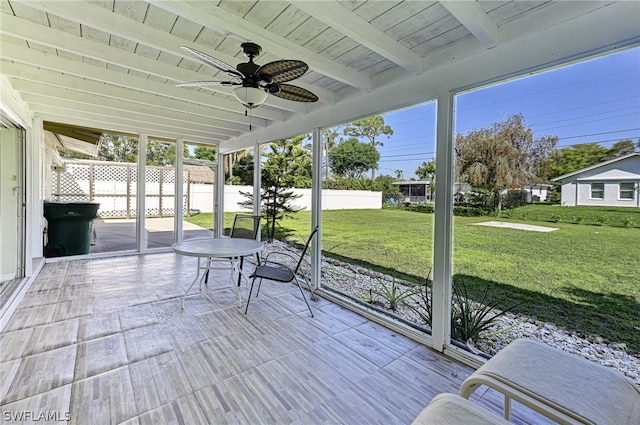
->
left=0, top=253, right=552, bottom=424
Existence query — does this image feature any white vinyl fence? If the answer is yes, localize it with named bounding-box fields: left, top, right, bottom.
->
left=53, top=161, right=381, bottom=218
left=193, top=185, right=382, bottom=213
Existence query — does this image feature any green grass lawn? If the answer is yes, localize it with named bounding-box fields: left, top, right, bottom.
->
left=498, top=203, right=640, bottom=228
left=186, top=207, right=640, bottom=353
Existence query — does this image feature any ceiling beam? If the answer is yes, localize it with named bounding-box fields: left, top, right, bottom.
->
left=289, top=1, right=423, bottom=74
left=440, top=1, right=498, bottom=49
left=151, top=0, right=373, bottom=91
left=36, top=112, right=217, bottom=145
left=220, top=2, right=640, bottom=152
left=0, top=41, right=277, bottom=125
left=1, top=61, right=257, bottom=132
left=20, top=0, right=334, bottom=108
left=0, top=14, right=290, bottom=120
left=31, top=103, right=221, bottom=141
left=18, top=89, right=240, bottom=139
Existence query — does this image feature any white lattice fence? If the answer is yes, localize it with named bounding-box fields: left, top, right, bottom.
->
left=52, top=160, right=188, bottom=218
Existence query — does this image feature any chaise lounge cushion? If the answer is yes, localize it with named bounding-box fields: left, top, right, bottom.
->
left=412, top=393, right=510, bottom=425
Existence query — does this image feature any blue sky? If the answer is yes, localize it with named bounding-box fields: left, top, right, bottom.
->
left=376, top=45, right=640, bottom=179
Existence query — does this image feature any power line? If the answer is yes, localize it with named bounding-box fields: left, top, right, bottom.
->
left=456, top=65, right=638, bottom=113
left=557, top=128, right=640, bottom=140
left=535, top=112, right=640, bottom=133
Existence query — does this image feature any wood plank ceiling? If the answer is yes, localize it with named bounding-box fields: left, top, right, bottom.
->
left=1, top=1, right=638, bottom=153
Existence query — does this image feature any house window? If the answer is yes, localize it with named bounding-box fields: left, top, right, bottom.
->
left=591, top=183, right=604, bottom=199
left=620, top=182, right=635, bottom=200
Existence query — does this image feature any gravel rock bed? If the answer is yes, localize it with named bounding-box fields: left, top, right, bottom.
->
left=264, top=240, right=640, bottom=385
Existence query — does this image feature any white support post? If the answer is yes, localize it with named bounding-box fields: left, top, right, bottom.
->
left=175, top=138, right=184, bottom=244
left=253, top=143, right=261, bottom=224
left=137, top=134, right=147, bottom=252
left=215, top=156, right=224, bottom=238
left=431, top=89, right=455, bottom=352
left=311, top=128, right=323, bottom=289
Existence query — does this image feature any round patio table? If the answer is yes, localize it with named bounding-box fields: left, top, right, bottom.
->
left=173, top=238, right=263, bottom=309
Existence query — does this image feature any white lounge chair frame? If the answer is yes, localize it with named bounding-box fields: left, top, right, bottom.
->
left=459, top=339, right=640, bottom=425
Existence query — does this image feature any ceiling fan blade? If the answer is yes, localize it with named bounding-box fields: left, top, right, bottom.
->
left=175, top=81, right=240, bottom=87
left=181, top=46, right=243, bottom=80
left=272, top=84, right=318, bottom=102
left=257, top=60, right=309, bottom=83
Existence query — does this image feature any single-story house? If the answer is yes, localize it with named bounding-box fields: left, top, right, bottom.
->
left=392, top=180, right=472, bottom=204
left=551, top=153, right=640, bottom=207
left=523, top=184, right=553, bottom=203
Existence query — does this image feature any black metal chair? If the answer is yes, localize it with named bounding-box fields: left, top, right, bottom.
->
left=204, top=214, right=261, bottom=284
left=229, top=214, right=261, bottom=241
left=244, top=227, right=318, bottom=317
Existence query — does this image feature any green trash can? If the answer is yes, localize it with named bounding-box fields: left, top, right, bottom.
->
left=44, top=201, right=100, bottom=257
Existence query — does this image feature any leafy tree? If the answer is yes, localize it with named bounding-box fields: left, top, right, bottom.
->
left=230, top=153, right=254, bottom=185
left=608, top=139, right=637, bottom=158
left=193, top=146, right=216, bottom=161
left=324, top=174, right=401, bottom=200
left=97, top=134, right=138, bottom=163
left=395, top=169, right=404, bottom=180
left=224, top=149, right=254, bottom=182
left=416, top=160, right=436, bottom=200
left=371, top=175, right=402, bottom=200
left=343, top=115, right=393, bottom=179
left=328, top=138, right=380, bottom=178
left=146, top=140, right=184, bottom=166
left=415, top=160, right=436, bottom=181
left=322, top=127, right=342, bottom=180
left=95, top=135, right=186, bottom=166
left=56, top=147, right=94, bottom=160
left=547, top=142, right=609, bottom=179
left=455, top=114, right=557, bottom=210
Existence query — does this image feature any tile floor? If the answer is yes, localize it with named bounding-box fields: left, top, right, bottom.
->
left=0, top=252, right=549, bottom=424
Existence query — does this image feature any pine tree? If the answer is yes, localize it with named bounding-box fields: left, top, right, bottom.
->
left=239, top=135, right=310, bottom=242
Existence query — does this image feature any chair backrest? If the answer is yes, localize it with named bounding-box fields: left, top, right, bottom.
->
left=230, top=214, right=261, bottom=240
left=294, top=227, right=318, bottom=274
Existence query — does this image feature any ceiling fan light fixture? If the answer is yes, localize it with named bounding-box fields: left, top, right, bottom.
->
left=233, top=86, right=268, bottom=109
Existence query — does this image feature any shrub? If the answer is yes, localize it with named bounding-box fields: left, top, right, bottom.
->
left=453, top=206, right=486, bottom=217
left=622, top=217, right=636, bottom=228
left=410, top=276, right=433, bottom=328
left=451, top=277, right=523, bottom=343
left=596, top=214, right=609, bottom=226
left=409, top=273, right=522, bottom=344
left=573, top=215, right=586, bottom=224
left=550, top=213, right=565, bottom=223
left=406, top=203, right=435, bottom=214
left=375, top=276, right=415, bottom=311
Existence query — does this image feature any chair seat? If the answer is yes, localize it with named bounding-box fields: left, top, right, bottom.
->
left=253, top=265, right=294, bottom=283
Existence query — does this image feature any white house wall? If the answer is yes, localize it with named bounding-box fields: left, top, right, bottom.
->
left=560, top=156, right=640, bottom=207
left=560, top=180, right=579, bottom=207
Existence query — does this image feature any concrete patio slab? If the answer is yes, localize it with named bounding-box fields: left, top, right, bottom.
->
left=474, top=221, right=559, bottom=232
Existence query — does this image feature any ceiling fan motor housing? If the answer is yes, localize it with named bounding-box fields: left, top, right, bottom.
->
left=178, top=42, right=318, bottom=104
left=240, top=42, right=262, bottom=58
